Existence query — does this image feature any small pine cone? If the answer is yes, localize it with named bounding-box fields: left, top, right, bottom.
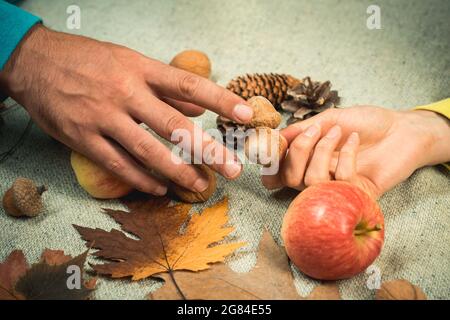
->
left=226, top=73, right=301, bottom=108
left=281, top=77, right=340, bottom=124
left=216, top=116, right=247, bottom=150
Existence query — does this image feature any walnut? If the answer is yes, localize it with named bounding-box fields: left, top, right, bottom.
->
left=376, top=279, right=427, bottom=300
left=170, top=50, right=211, bottom=79
left=244, top=127, right=287, bottom=166
left=172, top=165, right=217, bottom=203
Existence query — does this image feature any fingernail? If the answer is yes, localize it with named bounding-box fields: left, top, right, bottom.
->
left=233, top=104, right=253, bottom=123
left=325, top=125, right=341, bottom=138
left=155, top=185, right=168, bottom=196
left=224, top=162, right=242, bottom=179
left=193, top=177, right=209, bottom=192
left=304, top=124, right=319, bottom=138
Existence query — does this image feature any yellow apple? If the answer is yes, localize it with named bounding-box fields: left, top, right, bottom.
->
left=70, top=151, right=133, bottom=199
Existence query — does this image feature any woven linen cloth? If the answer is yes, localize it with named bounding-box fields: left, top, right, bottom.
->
left=1, top=0, right=449, bottom=300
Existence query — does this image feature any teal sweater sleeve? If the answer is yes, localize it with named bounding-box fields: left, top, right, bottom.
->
left=0, top=0, right=41, bottom=70
left=0, top=1, right=41, bottom=101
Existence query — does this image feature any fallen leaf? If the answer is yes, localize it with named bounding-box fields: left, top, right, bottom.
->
left=376, top=279, right=427, bottom=300
left=40, top=249, right=72, bottom=265
left=0, top=250, right=28, bottom=300
left=150, top=231, right=301, bottom=299
left=39, top=249, right=98, bottom=291
left=306, top=282, right=341, bottom=300
left=0, top=249, right=96, bottom=300
left=121, top=192, right=171, bottom=212
left=150, top=230, right=343, bottom=300
left=84, top=278, right=98, bottom=290
left=74, top=197, right=244, bottom=282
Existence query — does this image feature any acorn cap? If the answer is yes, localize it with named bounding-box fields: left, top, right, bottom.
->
left=9, top=178, right=46, bottom=217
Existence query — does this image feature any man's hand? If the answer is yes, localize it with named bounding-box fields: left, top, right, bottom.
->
left=262, top=106, right=450, bottom=198
left=0, top=25, right=254, bottom=195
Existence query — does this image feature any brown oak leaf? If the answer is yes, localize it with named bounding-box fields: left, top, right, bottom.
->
left=306, top=282, right=341, bottom=300
left=150, top=230, right=341, bottom=300
left=74, top=197, right=244, bottom=284
left=40, top=249, right=73, bottom=265
left=0, top=250, right=28, bottom=300
left=0, top=249, right=96, bottom=300
left=376, top=279, right=427, bottom=300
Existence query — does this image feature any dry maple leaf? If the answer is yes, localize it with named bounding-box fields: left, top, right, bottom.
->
left=150, top=230, right=341, bottom=300
left=74, top=197, right=244, bottom=286
left=0, top=249, right=95, bottom=300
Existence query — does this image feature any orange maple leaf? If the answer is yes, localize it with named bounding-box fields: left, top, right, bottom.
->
left=74, top=197, right=244, bottom=281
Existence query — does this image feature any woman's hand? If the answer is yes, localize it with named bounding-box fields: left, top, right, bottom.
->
left=262, top=106, right=450, bottom=198
left=0, top=25, right=254, bottom=195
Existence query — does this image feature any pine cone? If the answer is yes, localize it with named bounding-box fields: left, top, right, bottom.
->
left=226, top=73, right=301, bottom=108
left=281, top=77, right=340, bottom=124
left=216, top=116, right=247, bottom=149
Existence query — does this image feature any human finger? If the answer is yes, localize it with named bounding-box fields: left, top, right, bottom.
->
left=304, top=125, right=342, bottom=186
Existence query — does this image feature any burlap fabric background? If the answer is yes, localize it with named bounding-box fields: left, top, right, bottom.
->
left=1, top=0, right=449, bottom=299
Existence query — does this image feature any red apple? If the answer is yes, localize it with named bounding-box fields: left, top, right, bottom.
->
left=281, top=181, right=384, bottom=280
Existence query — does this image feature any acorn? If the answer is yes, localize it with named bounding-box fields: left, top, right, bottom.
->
left=2, top=178, right=47, bottom=217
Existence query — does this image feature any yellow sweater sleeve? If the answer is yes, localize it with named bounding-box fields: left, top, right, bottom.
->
left=414, top=98, right=450, bottom=170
